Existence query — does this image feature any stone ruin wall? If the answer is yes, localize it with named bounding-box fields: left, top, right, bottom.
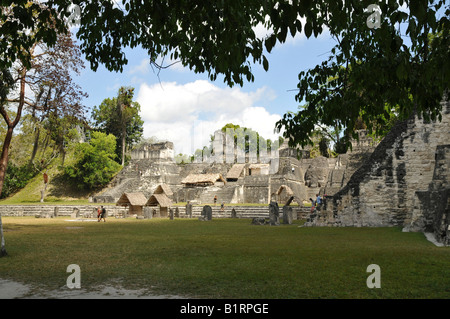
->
left=272, top=133, right=377, bottom=206
left=95, top=128, right=378, bottom=205
left=131, top=141, right=175, bottom=161
left=309, top=99, right=450, bottom=245
left=409, top=145, right=450, bottom=244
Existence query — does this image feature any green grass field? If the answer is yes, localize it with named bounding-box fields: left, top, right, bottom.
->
left=0, top=217, right=449, bottom=299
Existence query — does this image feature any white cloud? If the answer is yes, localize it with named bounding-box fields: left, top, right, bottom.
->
left=129, top=59, right=151, bottom=75
left=253, top=14, right=331, bottom=47
left=136, top=80, right=282, bottom=155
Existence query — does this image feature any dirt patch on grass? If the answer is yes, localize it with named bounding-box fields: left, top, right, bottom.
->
left=0, top=278, right=185, bottom=299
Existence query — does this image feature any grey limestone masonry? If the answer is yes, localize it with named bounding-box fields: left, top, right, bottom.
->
left=306, top=99, right=450, bottom=246
left=92, top=127, right=376, bottom=207
left=282, top=205, right=293, bottom=225
left=0, top=204, right=306, bottom=220
left=0, top=205, right=128, bottom=218
left=32, top=98, right=447, bottom=246
left=268, top=201, right=280, bottom=226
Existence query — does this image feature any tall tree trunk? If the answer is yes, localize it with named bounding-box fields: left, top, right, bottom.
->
left=0, top=126, right=16, bottom=258
left=0, top=214, right=6, bottom=257
left=61, top=148, right=66, bottom=165
left=40, top=133, right=49, bottom=158
left=0, top=126, right=14, bottom=194
left=0, top=67, right=27, bottom=257
left=30, top=126, right=40, bottom=165
left=0, top=129, right=13, bottom=257
left=121, top=126, right=126, bottom=166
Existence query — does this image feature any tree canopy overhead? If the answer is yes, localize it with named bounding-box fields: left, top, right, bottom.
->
left=2, top=0, right=449, bottom=148
left=275, top=1, right=449, bottom=147
left=91, top=86, right=143, bottom=166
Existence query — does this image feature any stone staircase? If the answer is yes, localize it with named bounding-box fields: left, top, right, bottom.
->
left=199, top=184, right=238, bottom=204
left=93, top=159, right=181, bottom=203
left=97, top=178, right=140, bottom=201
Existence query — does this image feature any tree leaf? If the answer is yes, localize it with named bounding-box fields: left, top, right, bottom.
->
left=262, top=55, right=269, bottom=71
left=304, top=21, right=312, bottom=38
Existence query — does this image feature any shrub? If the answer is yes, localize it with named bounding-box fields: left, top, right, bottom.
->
left=63, top=131, right=121, bottom=190
left=0, top=164, right=37, bottom=198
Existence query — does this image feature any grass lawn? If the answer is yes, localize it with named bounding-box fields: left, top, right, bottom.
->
left=0, top=217, right=449, bottom=299
left=0, top=198, right=92, bottom=205
left=0, top=162, right=94, bottom=205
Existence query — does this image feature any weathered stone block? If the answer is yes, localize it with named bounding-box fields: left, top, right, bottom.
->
left=201, top=205, right=212, bottom=221
left=251, top=217, right=266, bottom=225
left=268, top=201, right=280, bottom=226
left=282, top=206, right=293, bottom=225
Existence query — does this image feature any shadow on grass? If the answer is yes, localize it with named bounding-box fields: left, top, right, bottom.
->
left=46, top=173, right=96, bottom=199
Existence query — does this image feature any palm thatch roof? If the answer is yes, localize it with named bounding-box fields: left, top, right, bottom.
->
left=146, top=193, right=172, bottom=207
left=154, top=184, right=173, bottom=196
left=181, top=173, right=226, bottom=186
left=226, top=164, right=245, bottom=180
left=116, top=192, right=148, bottom=207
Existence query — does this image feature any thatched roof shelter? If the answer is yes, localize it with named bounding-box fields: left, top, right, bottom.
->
left=181, top=173, right=226, bottom=186
left=146, top=193, right=172, bottom=207
left=116, top=192, right=148, bottom=207
left=154, top=184, right=173, bottom=196
left=116, top=192, right=148, bottom=216
left=226, top=164, right=245, bottom=180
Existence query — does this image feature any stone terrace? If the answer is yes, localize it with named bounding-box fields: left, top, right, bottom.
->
left=0, top=204, right=310, bottom=220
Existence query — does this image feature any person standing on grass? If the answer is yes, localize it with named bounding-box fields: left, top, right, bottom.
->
left=98, top=206, right=107, bottom=222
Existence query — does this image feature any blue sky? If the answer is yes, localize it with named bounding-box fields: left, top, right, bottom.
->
left=72, top=23, right=336, bottom=155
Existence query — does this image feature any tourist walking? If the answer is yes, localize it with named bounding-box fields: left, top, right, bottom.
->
left=98, top=206, right=107, bottom=222
left=309, top=198, right=315, bottom=212
left=316, top=194, right=322, bottom=211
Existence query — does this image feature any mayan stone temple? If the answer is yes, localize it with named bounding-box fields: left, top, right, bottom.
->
left=306, top=99, right=450, bottom=246
left=93, top=100, right=450, bottom=246
left=93, top=129, right=377, bottom=207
